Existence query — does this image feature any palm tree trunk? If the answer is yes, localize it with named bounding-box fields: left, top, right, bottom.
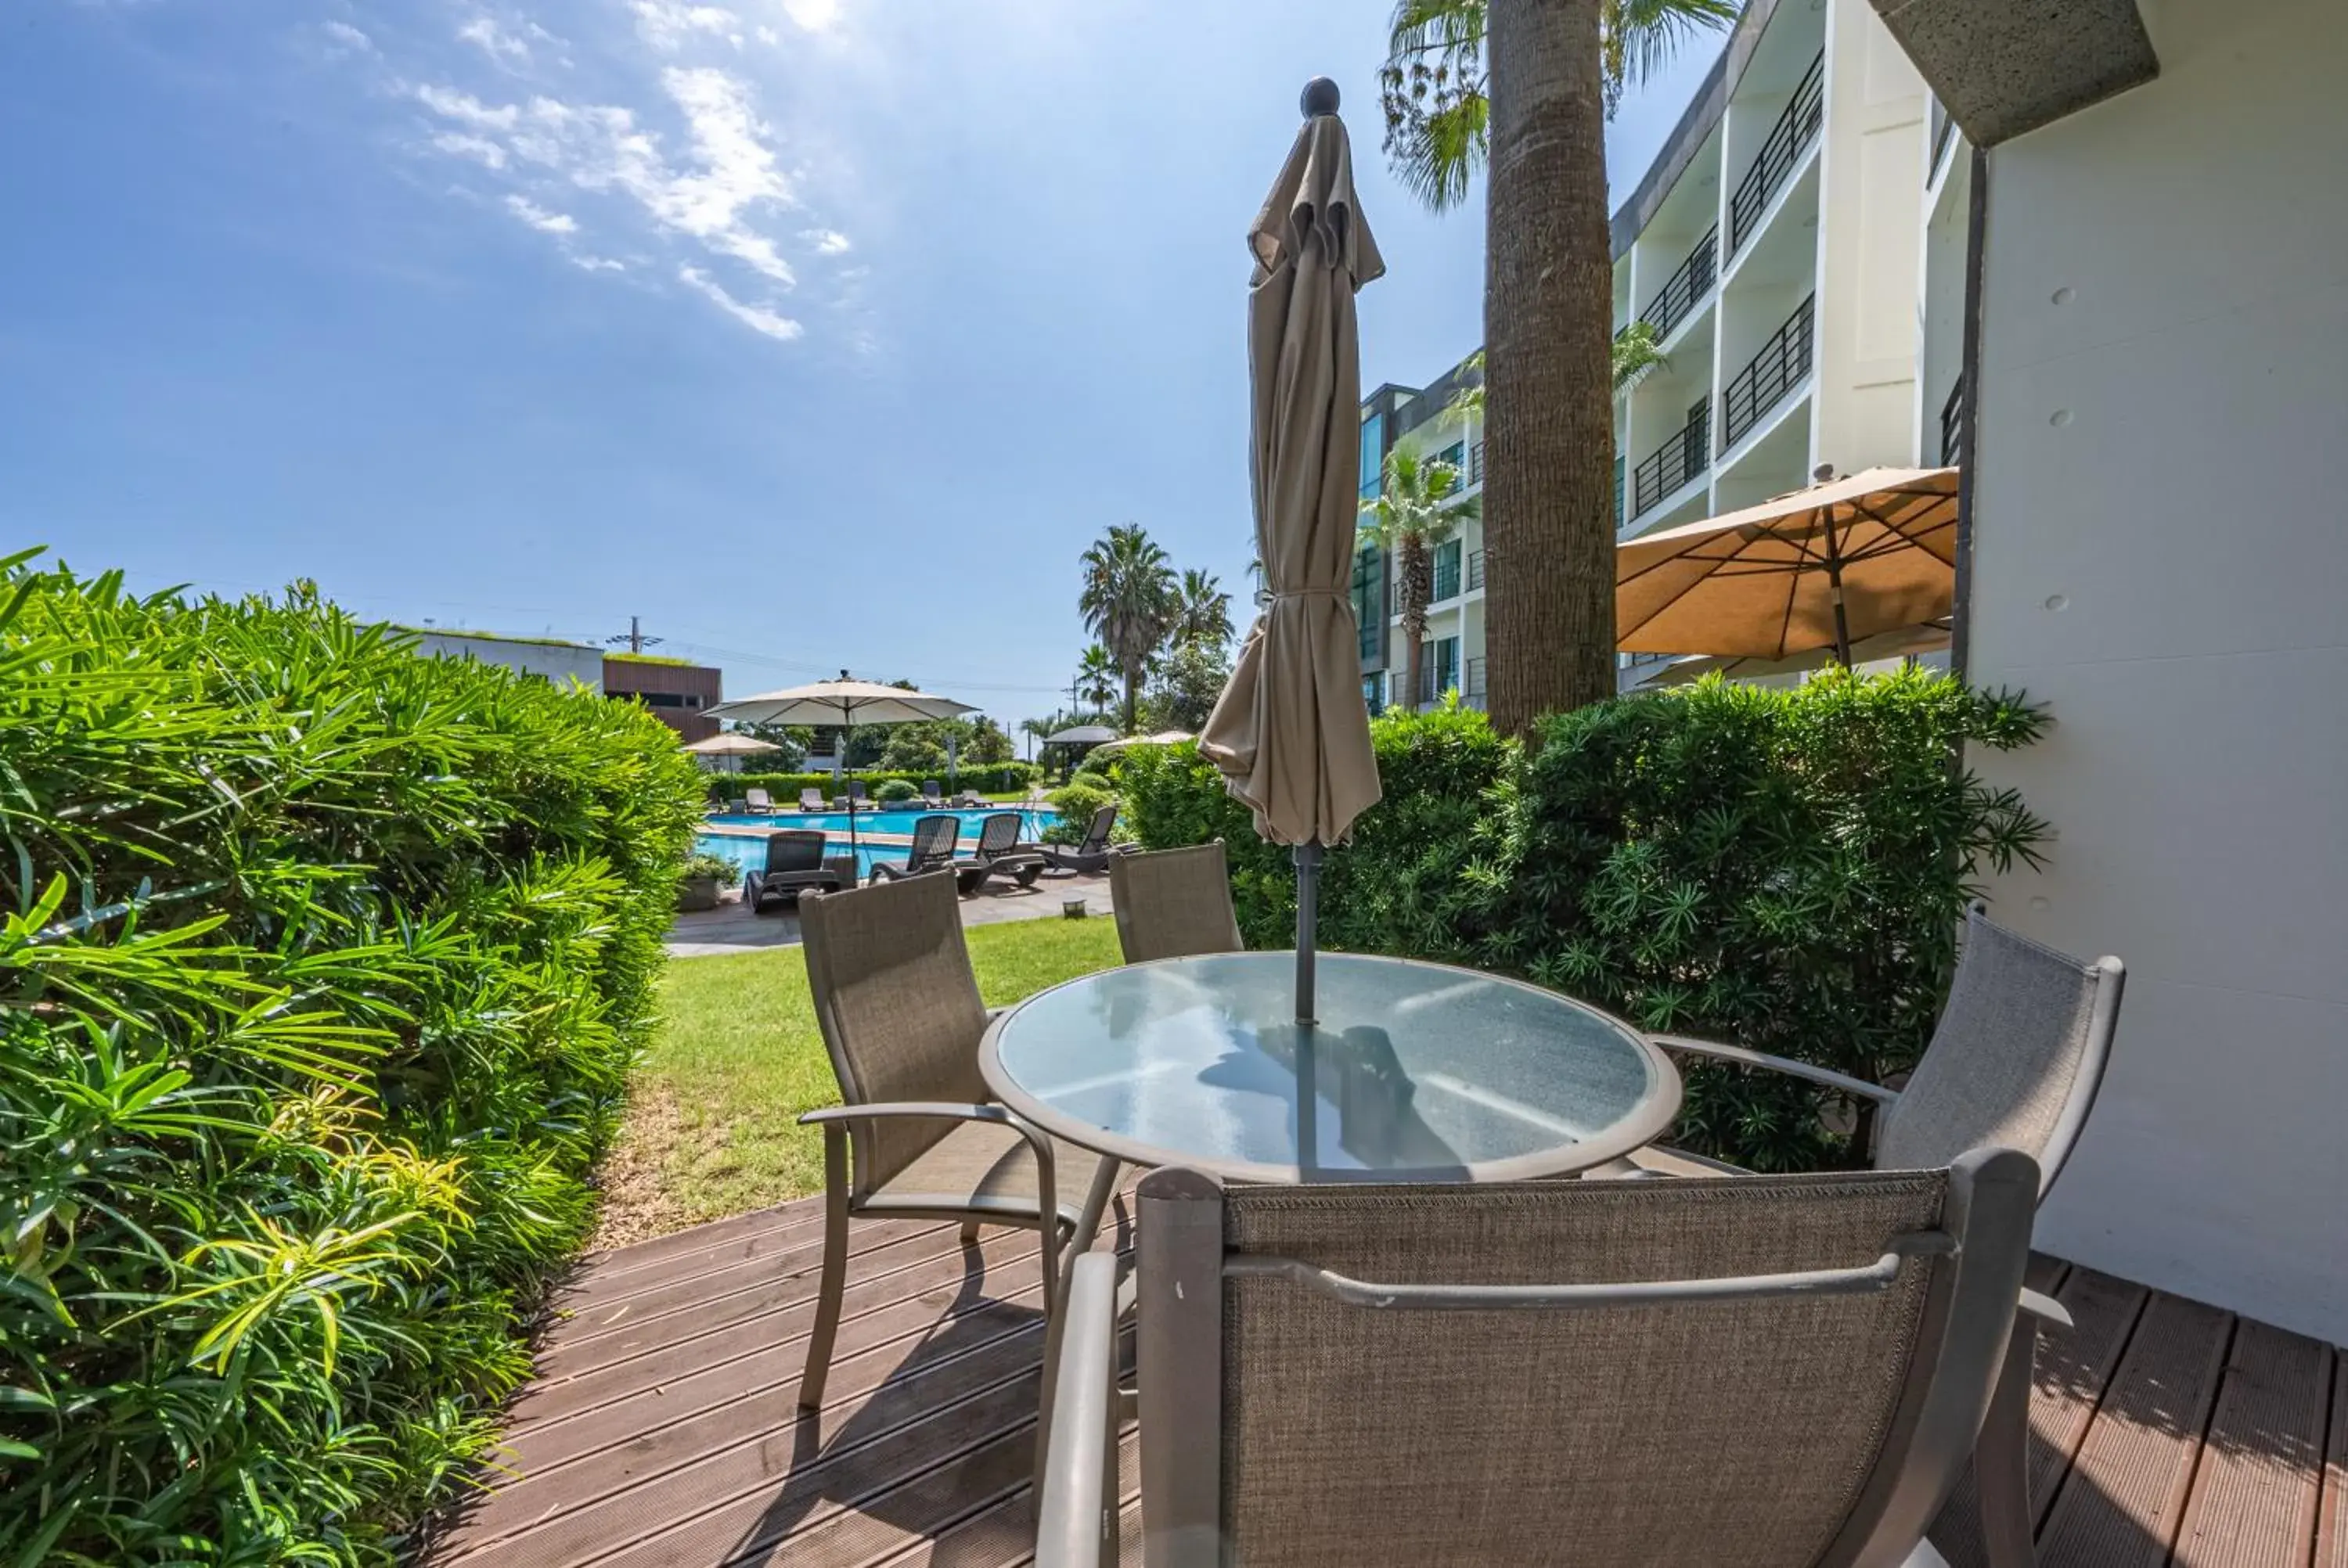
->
left=1121, top=668, right=1140, bottom=733
left=1398, top=536, right=1431, bottom=714
left=1485, top=0, right=1618, bottom=735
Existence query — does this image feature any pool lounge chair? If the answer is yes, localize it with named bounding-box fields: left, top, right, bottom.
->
left=744, top=787, right=776, bottom=815
left=798, top=787, right=826, bottom=812
left=726, top=797, right=749, bottom=815
left=743, top=829, right=848, bottom=913
left=865, top=814, right=962, bottom=884
left=955, top=790, right=989, bottom=808
left=847, top=780, right=873, bottom=807
left=1038, top=804, right=1118, bottom=876
left=920, top=780, right=945, bottom=807
left=1038, top=1149, right=2041, bottom=1568
left=958, top=811, right=1046, bottom=896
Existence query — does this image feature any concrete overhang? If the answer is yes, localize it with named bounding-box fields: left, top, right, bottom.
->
left=1868, top=0, right=2158, bottom=146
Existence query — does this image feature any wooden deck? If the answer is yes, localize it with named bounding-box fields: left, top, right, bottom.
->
left=420, top=1195, right=2348, bottom=1568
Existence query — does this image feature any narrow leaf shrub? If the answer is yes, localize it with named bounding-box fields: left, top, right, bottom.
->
left=0, top=559, right=704, bottom=1563
left=1119, top=672, right=2048, bottom=1170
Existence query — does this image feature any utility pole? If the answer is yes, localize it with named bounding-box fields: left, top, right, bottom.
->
left=606, top=617, right=664, bottom=656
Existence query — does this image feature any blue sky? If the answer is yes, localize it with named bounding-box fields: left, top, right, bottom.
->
left=2, top=0, right=1723, bottom=724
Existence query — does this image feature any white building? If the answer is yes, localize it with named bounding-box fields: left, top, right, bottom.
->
left=1358, top=0, right=1950, bottom=707
left=406, top=629, right=605, bottom=689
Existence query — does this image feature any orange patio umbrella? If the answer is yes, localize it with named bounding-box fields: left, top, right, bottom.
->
left=1616, top=466, right=1959, bottom=665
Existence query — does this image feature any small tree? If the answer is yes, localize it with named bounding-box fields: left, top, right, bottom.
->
left=1143, top=638, right=1234, bottom=732
left=1075, top=644, right=1119, bottom=712
left=1359, top=448, right=1477, bottom=712
left=1173, top=568, right=1234, bottom=651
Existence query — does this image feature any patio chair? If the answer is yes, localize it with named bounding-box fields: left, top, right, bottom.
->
left=846, top=779, right=873, bottom=807
left=744, top=787, right=776, bottom=815
left=1039, top=1150, right=2041, bottom=1568
left=956, top=811, right=1046, bottom=896
left=798, top=786, right=826, bottom=812
left=1601, top=903, right=2124, bottom=1566
left=1037, top=804, right=1120, bottom=876
left=726, top=797, right=749, bottom=815
left=795, top=873, right=1107, bottom=1409
left=864, top=813, right=961, bottom=884
left=956, top=789, right=989, bottom=808
left=1109, top=840, right=1243, bottom=963
left=742, top=829, right=847, bottom=913
left=920, top=779, right=945, bottom=807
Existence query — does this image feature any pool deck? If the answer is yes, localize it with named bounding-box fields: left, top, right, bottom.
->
left=667, top=871, right=1116, bottom=958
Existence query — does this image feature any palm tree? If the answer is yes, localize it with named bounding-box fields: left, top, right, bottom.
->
left=1076, top=524, right=1177, bottom=731
left=1381, top=0, right=1735, bottom=733
left=1075, top=644, right=1119, bottom=713
left=1446, top=324, right=1670, bottom=421
left=1358, top=448, right=1477, bottom=714
left=1173, top=569, right=1234, bottom=650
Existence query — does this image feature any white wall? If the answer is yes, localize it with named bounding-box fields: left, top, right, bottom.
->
left=1966, top=0, right=2348, bottom=1341
left=411, top=631, right=604, bottom=689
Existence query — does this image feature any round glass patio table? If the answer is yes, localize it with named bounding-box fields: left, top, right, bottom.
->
left=978, top=951, right=1682, bottom=1184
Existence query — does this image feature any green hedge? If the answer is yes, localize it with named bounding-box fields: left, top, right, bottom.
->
left=709, top=763, right=1037, bottom=801
left=0, top=561, right=704, bottom=1563
left=1117, top=671, right=2048, bottom=1171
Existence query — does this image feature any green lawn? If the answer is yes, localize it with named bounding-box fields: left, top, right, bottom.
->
left=594, top=915, right=1123, bottom=1246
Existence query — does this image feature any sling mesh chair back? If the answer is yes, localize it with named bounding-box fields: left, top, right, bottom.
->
left=1039, top=1153, right=2039, bottom=1568
left=1109, top=841, right=1244, bottom=965
left=793, top=873, right=1089, bottom=1408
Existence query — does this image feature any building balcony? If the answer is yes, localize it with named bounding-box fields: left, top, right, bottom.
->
left=1430, top=552, right=1462, bottom=604
left=1464, top=656, right=1487, bottom=710
left=1638, top=225, right=1720, bottom=343
left=1721, top=294, right=1815, bottom=452
left=1631, top=397, right=1712, bottom=519
left=1467, top=548, right=1484, bottom=593
left=1729, top=51, right=1825, bottom=256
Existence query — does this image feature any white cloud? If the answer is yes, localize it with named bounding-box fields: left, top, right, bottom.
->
left=781, top=0, right=840, bottom=31
left=505, top=194, right=578, bottom=234
left=653, top=67, right=794, bottom=282
left=416, top=84, right=520, bottom=131
left=320, top=20, right=376, bottom=57
left=754, top=23, right=780, bottom=45
left=571, top=254, right=628, bottom=273
left=432, top=131, right=510, bottom=169
left=679, top=265, right=801, bottom=340
left=457, top=16, right=531, bottom=68
left=802, top=228, right=851, bottom=255
left=629, top=0, right=741, bottom=51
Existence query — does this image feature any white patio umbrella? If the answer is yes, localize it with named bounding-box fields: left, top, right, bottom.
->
left=1043, top=725, right=1120, bottom=746
left=706, top=672, right=975, bottom=858
left=681, top=732, right=781, bottom=774
left=1089, top=729, right=1194, bottom=755
left=1198, top=78, right=1384, bottom=1022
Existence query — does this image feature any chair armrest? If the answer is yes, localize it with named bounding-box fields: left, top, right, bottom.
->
left=1647, top=1034, right=1903, bottom=1106
left=1035, top=1252, right=1122, bottom=1568
left=2019, top=1286, right=2074, bottom=1332
left=798, top=1102, right=1065, bottom=1243
left=798, top=1101, right=1015, bottom=1127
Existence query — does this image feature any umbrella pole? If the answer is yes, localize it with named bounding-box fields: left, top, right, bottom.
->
left=1294, top=840, right=1322, bottom=1023
left=1822, top=513, right=1855, bottom=666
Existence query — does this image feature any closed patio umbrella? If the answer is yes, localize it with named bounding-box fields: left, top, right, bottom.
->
left=1617, top=466, right=1959, bottom=666
left=1198, top=78, right=1383, bottom=1023
left=706, top=672, right=975, bottom=859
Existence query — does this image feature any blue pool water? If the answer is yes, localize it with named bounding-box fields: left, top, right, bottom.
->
left=697, top=807, right=1060, bottom=883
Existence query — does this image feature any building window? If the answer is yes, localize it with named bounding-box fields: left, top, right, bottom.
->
left=1363, top=674, right=1385, bottom=717
left=1359, top=412, right=1385, bottom=500
left=1351, top=545, right=1384, bottom=664
left=1431, top=539, right=1463, bottom=602
left=641, top=692, right=685, bottom=708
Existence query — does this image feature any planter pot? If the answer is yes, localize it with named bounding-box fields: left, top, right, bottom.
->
left=677, top=876, right=720, bottom=913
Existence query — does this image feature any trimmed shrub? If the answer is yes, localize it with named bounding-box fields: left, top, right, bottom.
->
left=1042, top=777, right=1117, bottom=845
left=0, top=560, right=704, bottom=1563
left=710, top=763, right=1035, bottom=802
left=873, top=779, right=920, bottom=804
left=1119, top=673, right=2049, bottom=1171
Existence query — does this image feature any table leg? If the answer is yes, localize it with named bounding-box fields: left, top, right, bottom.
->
left=1036, top=1152, right=1123, bottom=1490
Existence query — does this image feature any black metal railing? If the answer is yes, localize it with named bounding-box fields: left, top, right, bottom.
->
left=1615, top=454, right=1626, bottom=527
left=1468, top=440, right=1484, bottom=485
left=1639, top=225, right=1720, bottom=341
left=1631, top=398, right=1711, bottom=516
left=1466, top=549, right=1484, bottom=592
left=1720, top=296, right=1815, bottom=451
left=1928, top=95, right=1956, bottom=182
left=1431, top=545, right=1462, bottom=602
left=1939, top=372, right=1968, bottom=467
left=1464, top=656, right=1487, bottom=710
left=1730, top=52, right=1825, bottom=254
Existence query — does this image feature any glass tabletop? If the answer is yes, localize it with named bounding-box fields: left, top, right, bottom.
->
left=979, top=951, right=1680, bottom=1183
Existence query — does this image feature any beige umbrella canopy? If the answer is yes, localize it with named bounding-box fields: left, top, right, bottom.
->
left=1198, top=77, right=1383, bottom=1021
left=1617, top=466, right=1960, bottom=664
left=682, top=732, right=782, bottom=754
left=1091, top=729, right=1194, bottom=755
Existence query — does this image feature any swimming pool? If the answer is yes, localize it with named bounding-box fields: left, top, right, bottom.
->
left=695, top=807, right=1061, bottom=883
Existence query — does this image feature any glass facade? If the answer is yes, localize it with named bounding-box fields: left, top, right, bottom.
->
left=1350, top=545, right=1384, bottom=664
left=1359, top=412, right=1385, bottom=500
left=1363, top=674, right=1385, bottom=717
